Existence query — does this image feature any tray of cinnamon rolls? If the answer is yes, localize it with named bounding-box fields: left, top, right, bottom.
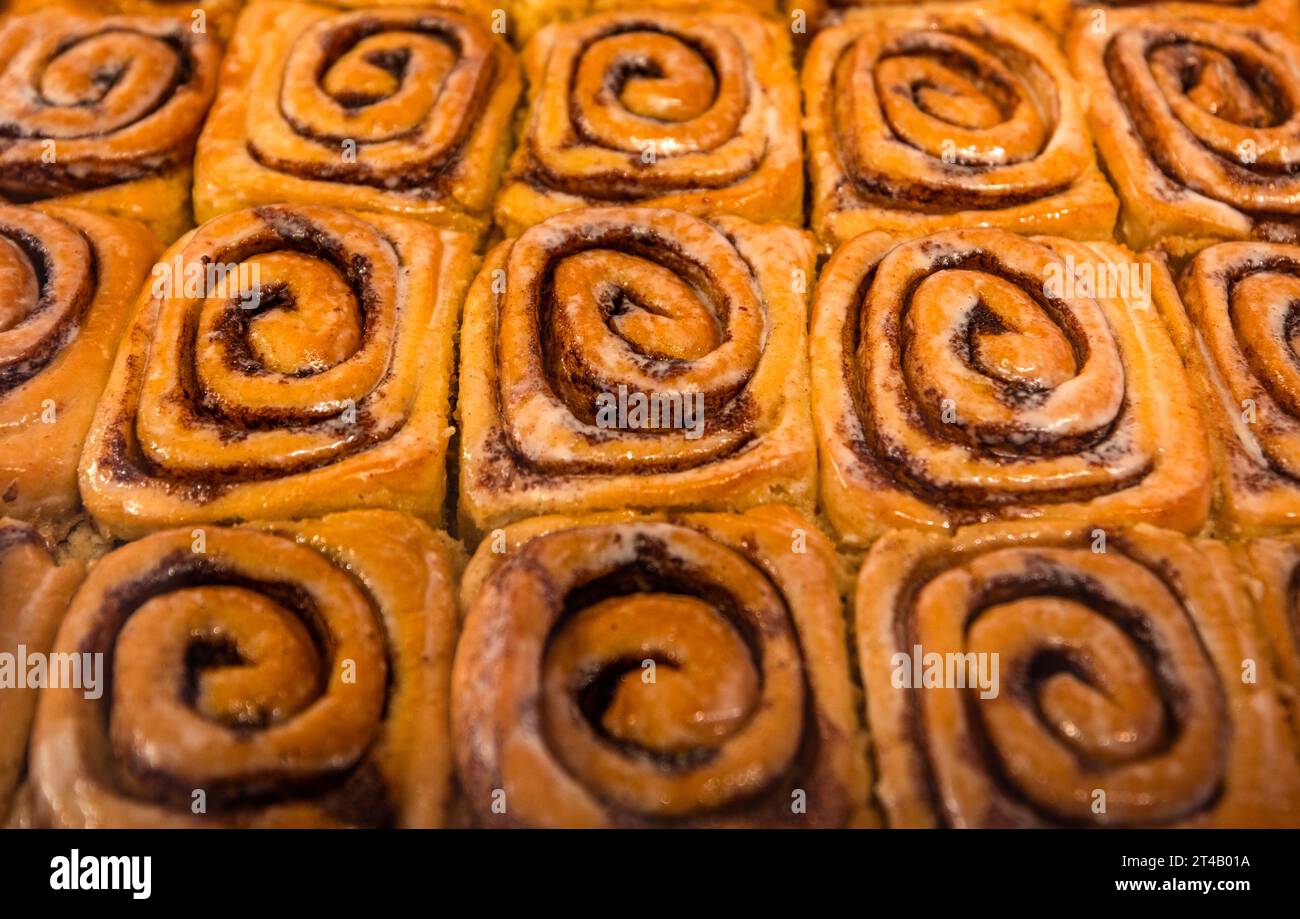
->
left=0, top=0, right=1298, bottom=831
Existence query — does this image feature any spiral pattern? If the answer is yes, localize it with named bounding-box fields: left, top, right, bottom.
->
left=809, top=227, right=1210, bottom=543
left=0, top=12, right=218, bottom=198
left=857, top=523, right=1298, bottom=828
left=80, top=203, right=474, bottom=537
left=458, top=206, right=816, bottom=534
left=242, top=7, right=503, bottom=192
left=0, top=203, right=158, bottom=524
left=496, top=10, right=802, bottom=234
left=1165, top=241, right=1300, bottom=530
left=1071, top=14, right=1300, bottom=248
left=805, top=9, right=1113, bottom=246
left=28, top=511, right=458, bottom=828
left=452, top=509, right=865, bottom=828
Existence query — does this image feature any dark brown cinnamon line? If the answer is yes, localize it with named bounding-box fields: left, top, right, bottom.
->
left=0, top=218, right=95, bottom=395
left=889, top=536, right=1229, bottom=828
left=252, top=17, right=498, bottom=191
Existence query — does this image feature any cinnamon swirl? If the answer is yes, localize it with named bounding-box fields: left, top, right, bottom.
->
left=0, top=204, right=160, bottom=530
left=79, top=204, right=476, bottom=538
left=803, top=5, right=1117, bottom=250
left=193, top=0, right=521, bottom=243
left=858, top=521, right=1300, bottom=827
left=495, top=10, right=802, bottom=236
left=453, top=505, right=871, bottom=828
left=457, top=206, right=817, bottom=538
left=27, top=510, right=461, bottom=828
left=809, top=228, right=1212, bottom=547
left=1152, top=241, right=1300, bottom=535
left=0, top=11, right=220, bottom=243
left=1069, top=12, right=1300, bottom=256
left=0, top=519, right=83, bottom=823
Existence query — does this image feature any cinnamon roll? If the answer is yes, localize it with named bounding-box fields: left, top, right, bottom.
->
left=0, top=204, right=160, bottom=530
left=457, top=206, right=817, bottom=538
left=1234, top=537, right=1300, bottom=749
left=453, top=505, right=871, bottom=828
left=1068, top=13, right=1300, bottom=256
left=79, top=204, right=476, bottom=538
left=1152, top=241, right=1300, bottom=535
left=810, top=228, right=1212, bottom=546
left=803, top=5, right=1117, bottom=250
left=857, top=521, right=1300, bottom=827
left=0, top=11, right=220, bottom=243
left=0, top=520, right=83, bottom=823
left=27, top=510, right=461, bottom=828
left=494, top=10, right=802, bottom=237
left=193, top=0, right=521, bottom=243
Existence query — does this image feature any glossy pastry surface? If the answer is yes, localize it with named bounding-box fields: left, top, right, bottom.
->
left=27, top=511, right=459, bottom=828
left=496, top=9, right=802, bottom=235
left=193, top=0, right=520, bottom=242
left=0, top=520, right=83, bottom=824
left=856, top=520, right=1300, bottom=827
left=80, top=204, right=475, bottom=537
left=0, top=204, right=160, bottom=530
left=453, top=505, right=870, bottom=828
left=804, top=4, right=1117, bottom=249
left=0, top=11, right=220, bottom=242
left=810, top=227, right=1211, bottom=546
left=1069, top=11, right=1300, bottom=254
left=458, top=206, right=817, bottom=537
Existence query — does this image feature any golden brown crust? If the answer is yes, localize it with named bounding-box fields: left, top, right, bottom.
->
left=804, top=5, right=1118, bottom=250
left=28, top=510, right=460, bottom=828
left=1152, top=241, right=1300, bottom=535
left=457, top=206, right=817, bottom=539
left=0, top=204, right=160, bottom=531
left=509, top=0, right=783, bottom=43
left=857, top=520, right=1300, bottom=827
left=193, top=0, right=521, bottom=244
left=495, top=9, right=803, bottom=236
left=453, top=505, right=872, bottom=827
left=1234, top=538, right=1300, bottom=753
left=0, top=519, right=84, bottom=823
left=0, top=11, right=219, bottom=242
left=1069, top=12, right=1300, bottom=254
left=810, top=227, right=1212, bottom=547
left=79, top=204, right=476, bottom=538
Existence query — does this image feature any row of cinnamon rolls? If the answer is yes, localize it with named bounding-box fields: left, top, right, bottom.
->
left=4, top=503, right=1298, bottom=828
left=6, top=1, right=1300, bottom=252
left=6, top=198, right=1300, bottom=540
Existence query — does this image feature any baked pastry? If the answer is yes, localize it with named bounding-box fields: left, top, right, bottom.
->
left=0, top=12, right=220, bottom=243
left=1152, top=241, right=1300, bottom=535
left=0, top=204, right=160, bottom=532
left=457, top=206, right=817, bottom=538
left=803, top=5, right=1117, bottom=250
left=27, top=510, right=460, bottom=828
left=1235, top=537, right=1300, bottom=746
left=193, top=0, right=521, bottom=243
left=494, top=9, right=802, bottom=237
left=508, top=0, right=781, bottom=44
left=453, top=505, right=870, bottom=827
left=0, top=520, right=84, bottom=823
left=1069, top=12, right=1300, bottom=256
left=857, top=520, right=1300, bottom=827
left=80, top=204, right=475, bottom=538
left=810, top=227, right=1211, bottom=547
left=5, top=0, right=246, bottom=42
